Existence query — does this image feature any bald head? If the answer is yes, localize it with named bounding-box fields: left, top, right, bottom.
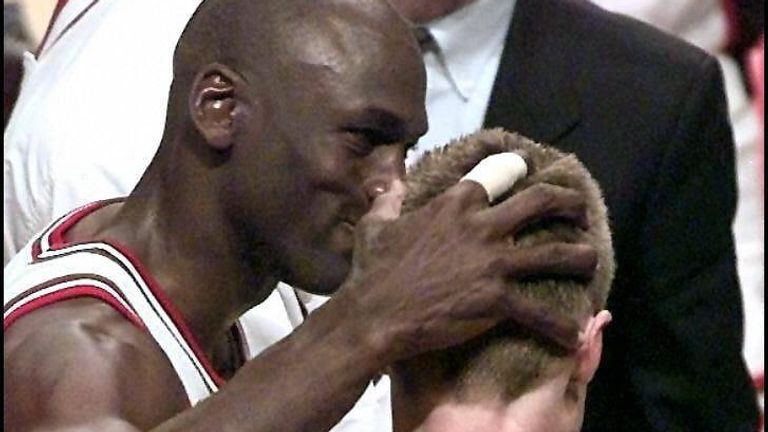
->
left=145, top=0, right=427, bottom=294
left=171, top=0, right=419, bottom=98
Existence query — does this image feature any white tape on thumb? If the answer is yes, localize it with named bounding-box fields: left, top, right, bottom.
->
left=460, top=152, right=528, bottom=202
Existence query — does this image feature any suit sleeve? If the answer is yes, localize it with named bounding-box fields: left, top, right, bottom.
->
left=626, top=55, right=759, bottom=431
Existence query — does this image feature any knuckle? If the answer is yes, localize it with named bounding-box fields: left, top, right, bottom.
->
left=528, top=182, right=559, bottom=198
left=428, top=188, right=458, bottom=212
left=451, top=182, right=486, bottom=207
left=574, top=198, right=588, bottom=214
left=485, top=281, right=508, bottom=309
left=468, top=213, right=495, bottom=240
left=567, top=191, right=588, bottom=213
left=580, top=245, right=599, bottom=267
left=553, top=243, right=581, bottom=263
left=484, top=253, right=511, bottom=276
left=431, top=185, right=480, bottom=219
left=522, top=183, right=558, bottom=211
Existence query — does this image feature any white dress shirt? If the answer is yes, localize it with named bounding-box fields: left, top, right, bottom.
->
left=406, top=0, right=516, bottom=166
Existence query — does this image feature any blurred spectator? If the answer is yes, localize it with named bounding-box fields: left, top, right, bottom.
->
left=4, top=2, right=33, bottom=42
left=4, top=37, right=27, bottom=128
left=4, top=2, right=33, bottom=128
left=748, top=36, right=764, bottom=432
left=750, top=37, right=764, bottom=171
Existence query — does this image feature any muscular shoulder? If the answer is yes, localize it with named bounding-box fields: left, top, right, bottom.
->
left=4, top=298, right=188, bottom=431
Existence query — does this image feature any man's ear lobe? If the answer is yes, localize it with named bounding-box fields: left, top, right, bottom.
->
left=190, top=64, right=241, bottom=151
left=574, top=310, right=612, bottom=383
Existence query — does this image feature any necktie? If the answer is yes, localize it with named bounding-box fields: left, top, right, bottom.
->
left=413, top=27, right=439, bottom=55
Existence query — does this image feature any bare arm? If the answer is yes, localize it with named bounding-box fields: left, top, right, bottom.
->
left=4, top=299, right=189, bottom=432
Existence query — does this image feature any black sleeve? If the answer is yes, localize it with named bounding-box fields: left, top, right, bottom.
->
left=626, top=55, right=759, bottom=431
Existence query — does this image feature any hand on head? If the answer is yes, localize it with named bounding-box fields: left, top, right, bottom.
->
left=332, top=154, right=597, bottom=365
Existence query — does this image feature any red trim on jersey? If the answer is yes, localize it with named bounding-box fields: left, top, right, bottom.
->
left=4, top=285, right=145, bottom=331
left=47, top=200, right=118, bottom=250
left=107, top=240, right=227, bottom=388
left=31, top=239, right=42, bottom=262
left=35, top=0, right=102, bottom=60
left=35, top=0, right=69, bottom=58
left=42, top=201, right=226, bottom=387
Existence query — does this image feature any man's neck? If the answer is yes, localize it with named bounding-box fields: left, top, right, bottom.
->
left=80, top=136, right=280, bottom=358
left=393, top=371, right=576, bottom=432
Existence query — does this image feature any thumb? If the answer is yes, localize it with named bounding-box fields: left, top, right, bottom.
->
left=365, top=179, right=406, bottom=222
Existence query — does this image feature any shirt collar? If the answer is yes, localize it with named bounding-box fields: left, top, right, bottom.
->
left=424, top=0, right=517, bottom=100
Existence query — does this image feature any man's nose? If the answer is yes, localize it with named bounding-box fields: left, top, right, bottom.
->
left=364, top=178, right=406, bottom=221
left=363, top=146, right=406, bottom=203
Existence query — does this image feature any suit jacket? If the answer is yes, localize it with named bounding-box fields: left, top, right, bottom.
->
left=484, top=0, right=759, bottom=430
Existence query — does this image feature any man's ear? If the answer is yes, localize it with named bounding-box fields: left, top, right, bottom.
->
left=189, top=63, right=242, bottom=151
left=574, top=310, right=612, bottom=384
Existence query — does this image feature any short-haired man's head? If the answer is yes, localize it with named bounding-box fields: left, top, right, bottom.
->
left=398, top=128, right=615, bottom=403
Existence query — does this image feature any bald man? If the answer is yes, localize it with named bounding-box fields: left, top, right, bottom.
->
left=3, top=1, right=597, bottom=431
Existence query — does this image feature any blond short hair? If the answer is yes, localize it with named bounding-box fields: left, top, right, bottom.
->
left=397, top=128, right=615, bottom=402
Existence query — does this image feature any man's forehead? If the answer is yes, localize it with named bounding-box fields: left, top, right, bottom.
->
left=265, top=1, right=427, bottom=138
left=278, top=2, right=415, bottom=72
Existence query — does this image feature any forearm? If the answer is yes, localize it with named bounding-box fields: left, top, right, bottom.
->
left=154, top=295, right=383, bottom=432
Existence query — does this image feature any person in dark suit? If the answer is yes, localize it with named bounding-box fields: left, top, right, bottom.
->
left=388, top=0, right=759, bottom=430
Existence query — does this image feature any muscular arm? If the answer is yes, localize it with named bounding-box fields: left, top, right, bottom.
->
left=4, top=299, right=189, bottom=432
left=5, top=293, right=386, bottom=432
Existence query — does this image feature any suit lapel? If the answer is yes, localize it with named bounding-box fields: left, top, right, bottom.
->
left=484, top=0, right=586, bottom=146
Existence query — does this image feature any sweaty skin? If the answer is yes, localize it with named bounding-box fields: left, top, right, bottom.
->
left=386, top=0, right=477, bottom=24
left=4, top=1, right=596, bottom=431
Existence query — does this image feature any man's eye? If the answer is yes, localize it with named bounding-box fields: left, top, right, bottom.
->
left=343, top=128, right=378, bottom=156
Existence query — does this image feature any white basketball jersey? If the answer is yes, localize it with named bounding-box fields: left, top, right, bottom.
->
left=4, top=200, right=224, bottom=406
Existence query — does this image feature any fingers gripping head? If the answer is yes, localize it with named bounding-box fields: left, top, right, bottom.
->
left=400, top=128, right=616, bottom=403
